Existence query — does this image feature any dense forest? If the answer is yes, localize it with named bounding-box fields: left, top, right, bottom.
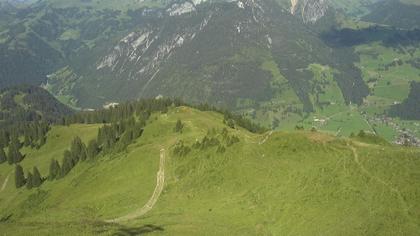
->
left=389, top=82, right=420, bottom=120
left=0, top=85, right=73, bottom=126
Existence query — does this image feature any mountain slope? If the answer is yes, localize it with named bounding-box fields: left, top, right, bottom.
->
left=63, top=0, right=368, bottom=111
left=0, top=0, right=369, bottom=109
left=1, top=0, right=420, bottom=143
left=0, top=85, right=73, bottom=126
left=363, top=0, right=420, bottom=29
left=0, top=106, right=419, bottom=235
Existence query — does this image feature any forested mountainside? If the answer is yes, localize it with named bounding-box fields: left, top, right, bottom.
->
left=1, top=0, right=420, bottom=144
left=0, top=85, right=73, bottom=126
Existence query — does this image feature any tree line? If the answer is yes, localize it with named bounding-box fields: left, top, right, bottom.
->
left=174, top=127, right=240, bottom=157
left=0, top=121, right=50, bottom=165
left=10, top=97, right=263, bottom=189
left=15, top=115, right=148, bottom=189
left=61, top=98, right=266, bottom=134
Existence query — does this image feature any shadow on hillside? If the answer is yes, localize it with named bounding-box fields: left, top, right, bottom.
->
left=0, top=214, right=12, bottom=223
left=112, top=224, right=164, bottom=236
left=321, top=26, right=420, bottom=48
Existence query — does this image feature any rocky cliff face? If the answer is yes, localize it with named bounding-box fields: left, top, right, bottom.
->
left=290, top=0, right=328, bottom=23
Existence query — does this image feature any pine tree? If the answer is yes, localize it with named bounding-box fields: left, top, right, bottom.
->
left=0, top=131, right=9, bottom=148
left=26, top=172, right=33, bottom=189
left=70, top=137, right=83, bottom=163
left=9, top=135, right=21, bottom=150
left=80, top=143, right=87, bottom=161
left=61, top=151, right=74, bottom=177
left=174, top=119, right=184, bottom=133
left=87, top=140, right=99, bottom=159
left=7, top=148, right=14, bottom=165
left=48, top=159, right=60, bottom=180
left=14, top=148, right=23, bottom=163
left=0, top=148, right=6, bottom=164
left=32, top=167, right=42, bottom=187
left=15, top=164, right=25, bottom=188
left=7, top=145, right=23, bottom=164
left=24, top=133, right=31, bottom=147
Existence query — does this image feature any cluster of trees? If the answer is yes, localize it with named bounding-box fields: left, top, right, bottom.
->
left=61, top=137, right=88, bottom=177
left=48, top=117, right=146, bottom=182
left=0, top=136, right=24, bottom=165
left=21, top=122, right=49, bottom=148
left=222, top=111, right=266, bottom=133
left=173, top=141, right=191, bottom=157
left=14, top=165, right=43, bottom=189
left=12, top=99, right=163, bottom=189
left=0, top=121, right=49, bottom=149
left=0, top=85, right=73, bottom=126
left=389, top=81, right=420, bottom=120
left=62, top=98, right=265, bottom=134
left=14, top=136, right=86, bottom=189
left=63, top=98, right=179, bottom=125
left=9, top=97, right=264, bottom=189
left=191, top=103, right=266, bottom=134
left=0, top=121, right=50, bottom=166
left=97, top=117, right=144, bottom=153
left=174, top=128, right=240, bottom=156
left=221, top=128, right=240, bottom=147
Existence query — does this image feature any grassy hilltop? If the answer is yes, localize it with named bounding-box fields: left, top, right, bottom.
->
left=0, top=106, right=420, bottom=235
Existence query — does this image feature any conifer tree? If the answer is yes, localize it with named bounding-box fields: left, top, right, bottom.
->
left=0, top=148, right=6, bottom=164
left=10, top=135, right=21, bottom=150
left=26, top=172, right=33, bottom=190
left=7, top=148, right=14, bottom=165
left=0, top=131, right=9, bottom=148
left=61, top=150, right=74, bottom=177
left=87, top=140, right=99, bottom=159
left=174, top=119, right=184, bottom=133
left=24, top=134, right=31, bottom=147
left=15, top=164, right=25, bottom=188
left=70, top=137, right=83, bottom=163
left=48, top=159, right=61, bottom=180
left=32, top=167, right=42, bottom=187
left=7, top=145, right=23, bottom=164
left=80, top=144, right=87, bottom=161
left=6, top=145, right=23, bottom=164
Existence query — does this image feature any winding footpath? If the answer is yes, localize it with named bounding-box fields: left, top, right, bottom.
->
left=259, top=131, right=273, bottom=145
left=106, top=148, right=166, bottom=223
left=0, top=172, right=11, bottom=193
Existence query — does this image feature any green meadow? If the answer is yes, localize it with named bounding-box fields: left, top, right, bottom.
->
left=1, top=107, right=419, bottom=235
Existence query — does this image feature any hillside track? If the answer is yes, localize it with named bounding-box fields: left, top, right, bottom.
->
left=0, top=172, right=11, bottom=193
left=106, top=148, right=166, bottom=223
left=259, top=131, right=273, bottom=145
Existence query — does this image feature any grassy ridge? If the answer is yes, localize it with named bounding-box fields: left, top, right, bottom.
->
left=0, top=107, right=419, bottom=235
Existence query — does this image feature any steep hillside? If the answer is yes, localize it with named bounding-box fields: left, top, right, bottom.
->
left=0, top=106, right=419, bottom=235
left=363, top=0, right=420, bottom=29
left=389, top=81, right=420, bottom=120
left=0, top=0, right=368, bottom=109
left=0, top=85, right=73, bottom=126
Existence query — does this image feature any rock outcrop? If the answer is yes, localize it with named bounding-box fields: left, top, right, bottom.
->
left=290, top=0, right=328, bottom=23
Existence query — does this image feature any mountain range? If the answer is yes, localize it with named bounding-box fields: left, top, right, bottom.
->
left=1, top=0, right=420, bottom=143
left=2, top=1, right=420, bottom=235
